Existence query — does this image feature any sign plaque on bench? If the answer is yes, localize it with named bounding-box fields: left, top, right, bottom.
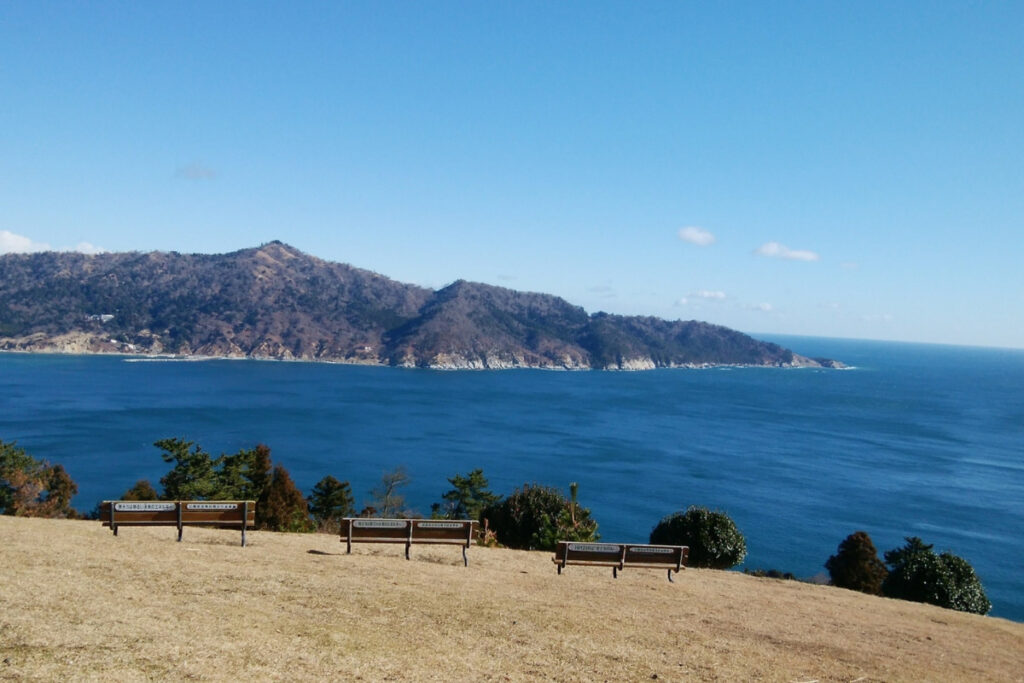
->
left=100, top=500, right=256, bottom=547
left=552, top=541, right=688, bottom=581
left=340, top=518, right=477, bottom=566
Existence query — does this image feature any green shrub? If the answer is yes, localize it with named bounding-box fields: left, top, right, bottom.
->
left=825, top=530, right=887, bottom=595
left=481, top=482, right=599, bottom=551
left=649, top=506, right=746, bottom=569
left=881, top=537, right=991, bottom=615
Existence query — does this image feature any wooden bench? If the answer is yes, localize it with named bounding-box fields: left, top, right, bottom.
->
left=552, top=541, right=688, bottom=581
left=340, top=518, right=477, bottom=566
left=100, top=500, right=256, bottom=547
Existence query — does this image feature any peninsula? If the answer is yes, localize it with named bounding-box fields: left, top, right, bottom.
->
left=0, top=241, right=841, bottom=370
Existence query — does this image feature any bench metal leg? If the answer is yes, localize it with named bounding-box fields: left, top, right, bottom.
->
left=462, top=546, right=468, bottom=567
left=667, top=569, right=674, bottom=583
left=613, top=567, right=618, bottom=579
left=405, top=543, right=410, bottom=560
left=557, top=565, right=562, bottom=575
left=112, top=526, right=118, bottom=536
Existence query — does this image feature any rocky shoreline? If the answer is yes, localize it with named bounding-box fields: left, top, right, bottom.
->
left=1, top=332, right=844, bottom=371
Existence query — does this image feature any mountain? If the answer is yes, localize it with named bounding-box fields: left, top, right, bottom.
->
left=0, top=242, right=839, bottom=369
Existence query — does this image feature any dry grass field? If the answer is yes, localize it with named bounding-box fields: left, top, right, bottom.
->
left=1, top=516, right=1022, bottom=682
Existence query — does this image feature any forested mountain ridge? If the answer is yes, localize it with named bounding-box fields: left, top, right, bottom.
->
left=0, top=242, right=839, bottom=369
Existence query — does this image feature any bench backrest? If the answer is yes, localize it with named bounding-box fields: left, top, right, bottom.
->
left=100, top=500, right=256, bottom=527
left=340, top=518, right=477, bottom=546
left=554, top=541, right=688, bottom=571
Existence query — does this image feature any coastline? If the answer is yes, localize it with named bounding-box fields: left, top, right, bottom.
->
left=0, top=346, right=842, bottom=371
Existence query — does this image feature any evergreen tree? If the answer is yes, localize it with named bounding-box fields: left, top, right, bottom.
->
left=434, top=468, right=500, bottom=521
left=263, top=464, right=314, bottom=532
left=308, top=475, right=355, bottom=532
left=825, top=531, right=888, bottom=594
left=156, top=438, right=222, bottom=500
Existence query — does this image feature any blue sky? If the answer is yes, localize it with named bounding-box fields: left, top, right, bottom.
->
left=2, top=2, right=1022, bottom=348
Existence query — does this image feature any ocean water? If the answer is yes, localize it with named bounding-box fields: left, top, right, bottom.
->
left=1, top=336, right=1022, bottom=621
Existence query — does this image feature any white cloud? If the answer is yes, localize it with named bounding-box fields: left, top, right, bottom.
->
left=755, top=241, right=820, bottom=262
left=747, top=302, right=773, bottom=312
left=693, top=289, right=726, bottom=300
left=0, top=232, right=108, bottom=255
left=72, top=242, right=106, bottom=254
left=0, top=230, right=51, bottom=254
left=175, top=162, right=217, bottom=180
left=678, top=226, right=716, bottom=246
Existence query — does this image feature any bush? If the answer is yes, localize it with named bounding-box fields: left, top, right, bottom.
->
left=121, top=480, right=160, bottom=501
left=649, top=506, right=746, bottom=569
left=744, top=568, right=797, bottom=581
left=481, top=482, right=599, bottom=551
left=825, top=530, right=887, bottom=595
left=881, top=537, right=991, bottom=615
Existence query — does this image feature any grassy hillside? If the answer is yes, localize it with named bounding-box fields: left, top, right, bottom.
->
left=1, top=516, right=1021, bottom=681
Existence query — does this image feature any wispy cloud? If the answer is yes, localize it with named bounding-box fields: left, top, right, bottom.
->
left=678, top=226, right=716, bottom=246
left=0, top=230, right=50, bottom=254
left=175, top=162, right=217, bottom=181
left=755, top=241, right=819, bottom=262
left=746, top=302, right=773, bottom=312
left=0, top=231, right=107, bottom=255
left=693, top=289, right=726, bottom=300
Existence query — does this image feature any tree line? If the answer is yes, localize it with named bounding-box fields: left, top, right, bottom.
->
left=1, top=437, right=990, bottom=615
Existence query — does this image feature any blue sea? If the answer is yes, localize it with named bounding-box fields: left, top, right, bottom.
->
left=2, top=336, right=1022, bottom=621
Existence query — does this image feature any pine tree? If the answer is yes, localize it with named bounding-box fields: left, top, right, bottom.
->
left=436, top=468, right=500, bottom=520
left=156, top=438, right=222, bottom=500
left=308, top=475, right=355, bottom=532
